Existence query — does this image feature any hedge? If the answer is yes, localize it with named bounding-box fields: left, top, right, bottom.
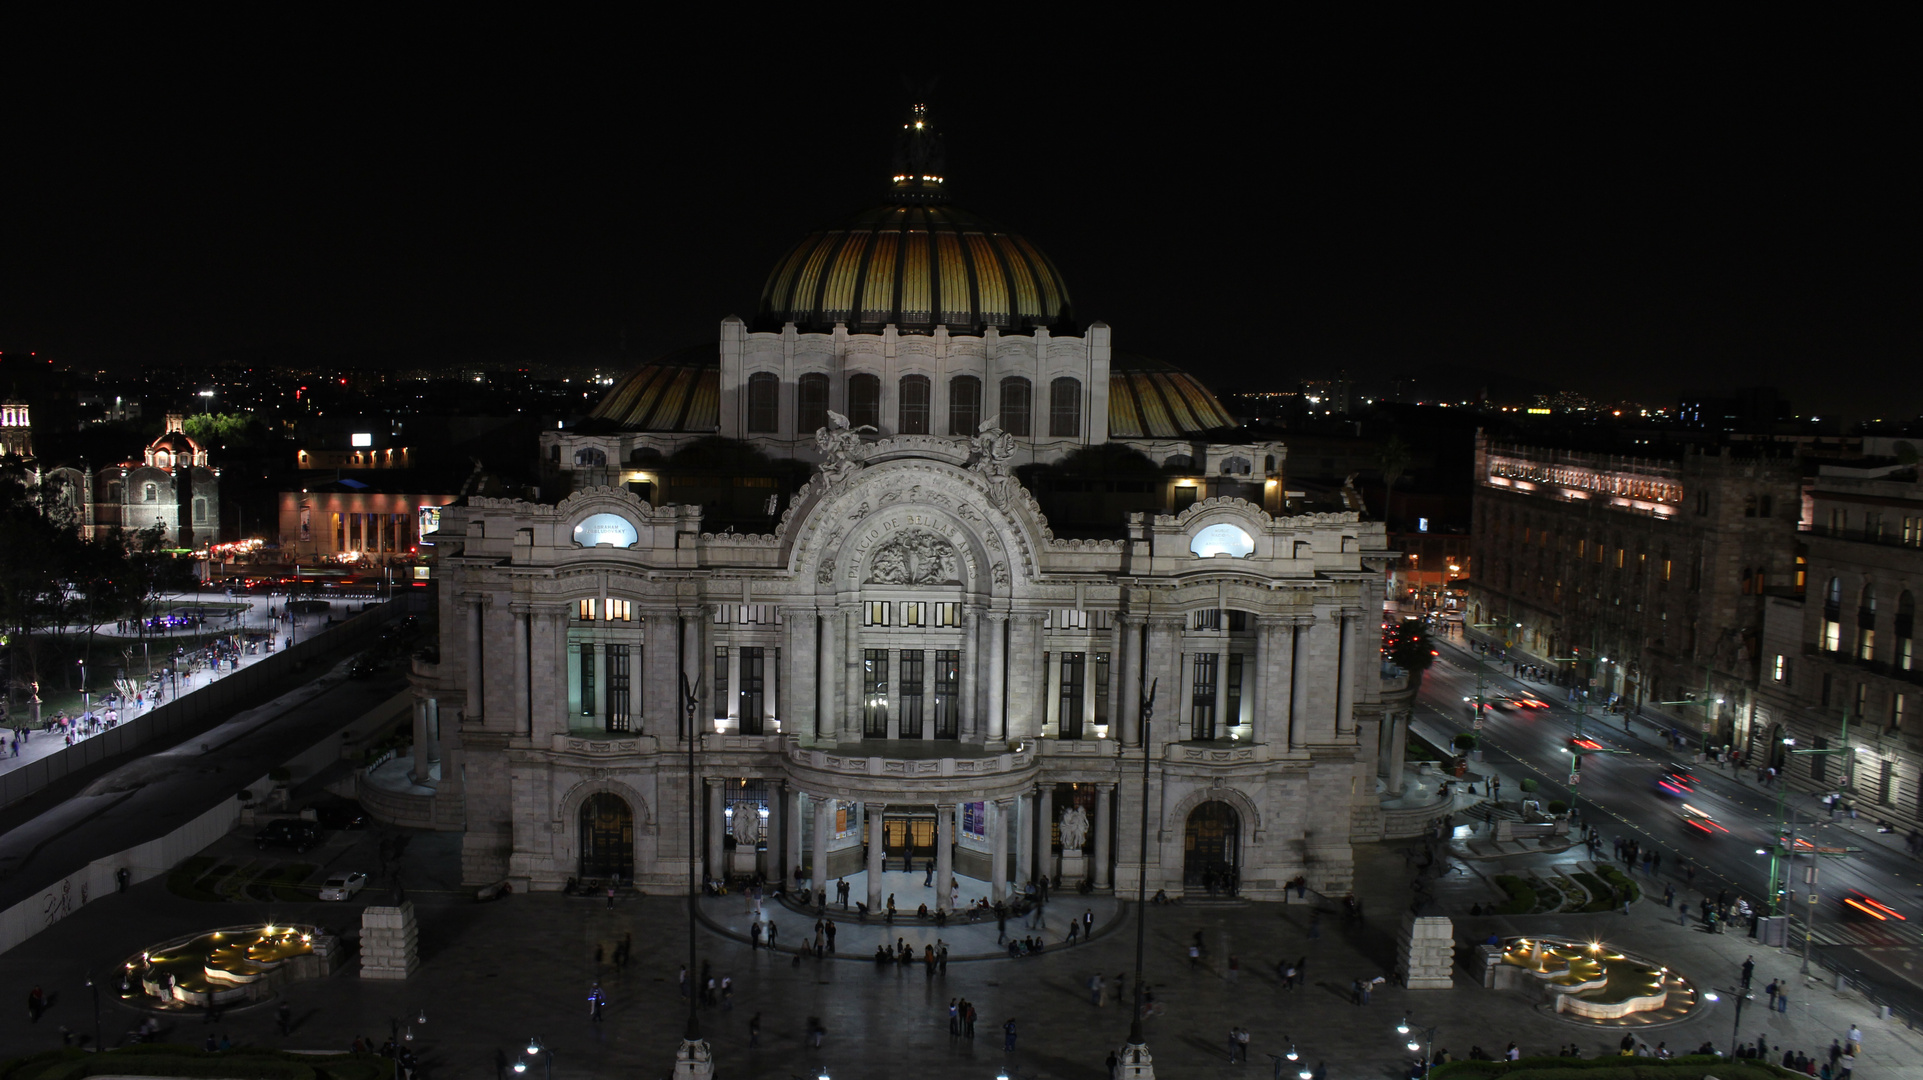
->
left=1432, top=1054, right=1800, bottom=1080
left=1597, top=866, right=1642, bottom=903
left=1493, top=874, right=1538, bottom=915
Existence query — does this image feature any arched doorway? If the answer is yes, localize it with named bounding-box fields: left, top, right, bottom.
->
left=1183, top=801, right=1240, bottom=896
left=579, top=793, right=634, bottom=880
left=1767, top=725, right=1788, bottom=771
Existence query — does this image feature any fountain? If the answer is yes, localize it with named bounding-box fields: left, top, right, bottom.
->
left=123, top=924, right=341, bottom=1008
left=1488, top=936, right=1695, bottom=1021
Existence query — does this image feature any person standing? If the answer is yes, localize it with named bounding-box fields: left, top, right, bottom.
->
left=949, top=999, right=960, bottom=1035
left=1083, top=908, right=1095, bottom=939
left=1003, top=1018, right=1018, bottom=1052
left=1741, top=956, right=1755, bottom=989
left=748, top=1012, right=761, bottom=1047
left=1847, top=1025, right=1862, bottom=1055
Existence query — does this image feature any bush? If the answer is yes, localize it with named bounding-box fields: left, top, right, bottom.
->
left=1547, top=801, right=1568, bottom=815
left=0, top=1047, right=390, bottom=1080
left=166, top=856, right=223, bottom=902
left=1598, top=866, right=1641, bottom=903
left=1518, top=777, right=1539, bottom=793
left=1453, top=733, right=1478, bottom=751
left=1493, top=874, right=1538, bottom=915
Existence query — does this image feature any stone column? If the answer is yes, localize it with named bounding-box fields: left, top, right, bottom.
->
left=1252, top=617, right=1275, bottom=744
left=959, top=608, right=979, bottom=742
left=986, top=613, right=1008, bottom=742
left=1145, top=616, right=1185, bottom=753
left=1386, top=709, right=1410, bottom=795
left=1044, top=649, right=1061, bottom=734
left=1336, top=610, right=1358, bottom=736
left=764, top=782, right=783, bottom=880
left=725, top=647, right=741, bottom=730
left=1036, top=784, right=1054, bottom=883
left=410, top=698, right=431, bottom=783
left=785, top=786, right=804, bottom=884
left=1015, top=790, right=1032, bottom=889
left=706, top=779, right=725, bottom=883
left=781, top=607, right=812, bottom=736
left=465, top=599, right=484, bottom=725
left=1212, top=644, right=1231, bottom=738
left=1118, top=615, right=1142, bottom=746
left=511, top=608, right=530, bottom=736
left=643, top=611, right=678, bottom=737
left=842, top=606, right=862, bottom=742
left=935, top=802, right=955, bottom=913
left=425, top=698, right=441, bottom=766
left=811, top=795, right=833, bottom=888
left=1093, top=784, right=1113, bottom=888
left=1084, top=646, right=1099, bottom=734
left=816, top=611, right=837, bottom=740
left=1291, top=615, right=1315, bottom=747
left=866, top=803, right=887, bottom=912
left=990, top=798, right=1010, bottom=902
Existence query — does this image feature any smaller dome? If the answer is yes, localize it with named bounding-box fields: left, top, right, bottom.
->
left=150, top=431, right=201, bottom=454
left=1107, top=353, right=1235, bottom=438
left=587, top=344, right=720, bottom=432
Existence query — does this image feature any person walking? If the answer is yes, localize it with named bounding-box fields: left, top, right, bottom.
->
left=1003, top=1018, right=1018, bottom=1052
left=588, top=982, right=606, bottom=1021
left=1741, top=956, right=1755, bottom=989
left=1847, top=1025, right=1862, bottom=1055
left=1227, top=1026, right=1243, bottom=1063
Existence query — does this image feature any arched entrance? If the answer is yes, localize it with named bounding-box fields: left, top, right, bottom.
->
left=579, top=793, right=634, bottom=880
left=1183, top=801, right=1240, bottom=897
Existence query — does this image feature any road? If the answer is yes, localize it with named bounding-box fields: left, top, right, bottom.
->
left=1417, top=633, right=1923, bottom=1012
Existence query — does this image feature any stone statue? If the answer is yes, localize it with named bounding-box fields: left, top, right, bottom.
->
left=815, top=410, right=874, bottom=487
left=731, top=801, right=762, bottom=846
left=1058, top=804, right=1089, bottom=852
left=967, top=418, right=1016, bottom=479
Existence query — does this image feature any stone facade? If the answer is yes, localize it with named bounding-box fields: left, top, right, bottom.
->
left=359, top=903, right=420, bottom=980
left=1396, top=912, right=1454, bottom=990
left=417, top=428, right=1395, bottom=901
left=1467, top=431, right=1802, bottom=749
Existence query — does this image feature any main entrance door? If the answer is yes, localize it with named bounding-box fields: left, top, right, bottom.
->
left=883, top=815, right=936, bottom=871
left=579, top=793, right=634, bottom=880
left=1182, top=801, right=1239, bottom=895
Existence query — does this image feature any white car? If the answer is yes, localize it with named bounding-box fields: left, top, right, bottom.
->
left=318, top=872, right=367, bottom=901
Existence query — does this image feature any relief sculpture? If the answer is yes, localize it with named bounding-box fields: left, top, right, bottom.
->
left=865, top=530, right=961, bottom=585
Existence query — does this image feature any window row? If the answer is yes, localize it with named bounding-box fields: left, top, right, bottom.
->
left=863, top=601, right=965, bottom=628
left=746, top=373, right=1084, bottom=439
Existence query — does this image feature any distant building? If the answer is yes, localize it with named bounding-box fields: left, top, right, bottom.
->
left=1754, top=461, right=1923, bottom=825
left=277, top=478, right=455, bottom=565
left=1465, top=430, right=1803, bottom=750
left=39, top=412, right=222, bottom=548
left=0, top=397, right=31, bottom=459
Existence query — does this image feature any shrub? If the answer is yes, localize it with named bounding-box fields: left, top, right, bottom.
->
left=1598, top=866, right=1641, bottom=903
left=1518, top=777, right=1539, bottom=792
left=1453, top=733, right=1478, bottom=751
left=1493, top=874, right=1538, bottom=915
left=1546, top=800, right=1568, bottom=815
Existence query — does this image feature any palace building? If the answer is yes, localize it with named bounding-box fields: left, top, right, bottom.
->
left=410, top=106, right=1401, bottom=905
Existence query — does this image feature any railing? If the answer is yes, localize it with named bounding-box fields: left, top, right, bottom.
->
left=1802, top=522, right=1923, bottom=551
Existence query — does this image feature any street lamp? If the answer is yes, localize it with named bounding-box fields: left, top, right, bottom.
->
left=83, top=973, right=101, bottom=1052
left=388, top=1009, right=426, bottom=1080
left=1397, top=1017, right=1440, bottom=1077
left=77, top=658, right=89, bottom=719
left=1701, top=987, right=1753, bottom=1056
left=514, top=1037, right=552, bottom=1080
left=1121, top=678, right=1159, bottom=1071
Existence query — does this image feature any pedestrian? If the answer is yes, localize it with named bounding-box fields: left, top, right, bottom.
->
left=1084, top=908, right=1095, bottom=938
left=825, top=920, right=836, bottom=953
left=1003, top=1018, right=1018, bottom=1052
left=1765, top=980, right=1779, bottom=1009
left=1741, top=956, right=1754, bottom=988
left=1663, top=883, right=1675, bottom=907
left=1228, top=954, right=1240, bottom=983
left=606, top=885, right=616, bottom=909
left=1776, top=987, right=1788, bottom=1014
left=748, top=1012, right=761, bottom=1047
left=807, top=1016, right=825, bottom=1048
left=1228, top=1026, right=1245, bottom=1063
left=1068, top=920, right=1080, bottom=945
left=589, top=982, right=606, bottom=1021
left=1847, top=1025, right=1861, bottom=1055
left=1089, top=974, right=1104, bottom=1007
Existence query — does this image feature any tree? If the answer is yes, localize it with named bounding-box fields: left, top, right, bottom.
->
left=0, top=465, right=89, bottom=721
left=1376, top=435, right=1411, bottom=528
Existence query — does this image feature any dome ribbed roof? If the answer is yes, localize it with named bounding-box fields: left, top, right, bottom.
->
left=1107, top=353, right=1236, bottom=438
left=586, top=344, right=720, bottom=432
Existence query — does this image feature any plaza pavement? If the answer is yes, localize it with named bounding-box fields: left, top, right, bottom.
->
left=5, top=817, right=1918, bottom=1080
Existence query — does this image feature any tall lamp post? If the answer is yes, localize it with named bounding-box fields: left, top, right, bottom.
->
left=1702, top=987, right=1753, bottom=1056
left=513, top=1037, right=552, bottom=1080
left=675, top=670, right=713, bottom=1078
left=1118, top=679, right=1158, bottom=1079
left=1397, top=1017, right=1440, bottom=1077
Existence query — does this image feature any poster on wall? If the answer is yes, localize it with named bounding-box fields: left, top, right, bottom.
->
left=835, top=805, right=849, bottom=836
left=962, top=801, right=985, bottom=838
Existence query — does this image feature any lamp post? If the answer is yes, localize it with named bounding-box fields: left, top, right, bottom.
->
left=1267, top=1038, right=1306, bottom=1080
left=77, top=658, right=89, bottom=719
left=513, top=1037, right=552, bottom=1080
left=83, top=972, right=101, bottom=1053
left=675, top=670, right=713, bottom=1078
left=1397, top=1017, right=1440, bottom=1078
left=1118, top=679, right=1159, bottom=1079
left=387, top=1009, right=426, bottom=1080
left=1701, top=987, right=1752, bottom=1056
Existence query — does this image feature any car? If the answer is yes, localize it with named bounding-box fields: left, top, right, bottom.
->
left=318, top=872, right=368, bottom=901
left=1655, top=765, right=1698, bottom=797
left=308, top=801, right=368, bottom=831
left=1840, top=889, right=1907, bottom=922
left=1511, top=694, right=1550, bottom=710
left=1678, top=803, right=1730, bottom=835
left=255, top=819, right=319, bottom=852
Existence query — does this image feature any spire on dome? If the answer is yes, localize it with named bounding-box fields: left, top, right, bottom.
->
left=887, top=102, right=948, bottom=204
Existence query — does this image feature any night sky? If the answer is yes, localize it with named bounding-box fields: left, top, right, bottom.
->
left=1, top=19, right=1912, bottom=420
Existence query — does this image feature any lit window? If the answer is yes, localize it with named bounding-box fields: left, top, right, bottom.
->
left=900, top=602, right=925, bottom=627
left=606, top=599, right=631, bottom=622
left=1190, top=523, right=1254, bottom=559
left=578, top=599, right=597, bottom=621
left=865, top=601, right=891, bottom=627
left=1772, top=654, right=1785, bottom=681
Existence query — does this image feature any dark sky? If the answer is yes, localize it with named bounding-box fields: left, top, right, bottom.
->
left=1, top=17, right=1913, bottom=420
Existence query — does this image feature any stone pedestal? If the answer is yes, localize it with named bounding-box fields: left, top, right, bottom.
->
left=359, top=903, right=420, bottom=980
left=672, top=1037, right=715, bottom=1078
left=1114, top=1041, right=1155, bottom=1078
left=1396, top=912, right=1454, bottom=990
left=1060, top=849, right=1087, bottom=883
left=731, top=849, right=759, bottom=876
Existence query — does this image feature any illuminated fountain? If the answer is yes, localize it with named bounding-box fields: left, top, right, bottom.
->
left=1493, top=936, right=1696, bottom=1021
left=124, top=924, right=341, bottom=1008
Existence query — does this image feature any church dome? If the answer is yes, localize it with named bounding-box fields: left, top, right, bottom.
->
left=586, top=343, right=720, bottom=431
left=756, top=105, right=1072, bottom=334
left=1107, top=353, right=1236, bottom=438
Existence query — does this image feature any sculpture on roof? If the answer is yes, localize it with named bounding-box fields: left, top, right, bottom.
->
left=968, top=417, right=1019, bottom=507
left=815, top=410, right=874, bottom=487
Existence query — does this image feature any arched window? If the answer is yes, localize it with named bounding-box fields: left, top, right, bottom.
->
left=1859, top=584, right=1879, bottom=661
left=999, top=377, right=1032, bottom=437
left=574, top=447, right=607, bottom=467
left=1048, top=377, right=1081, bottom=438
left=1897, top=591, right=1915, bottom=672
left=848, top=373, right=881, bottom=430
left=899, top=375, right=931, bottom=435
left=948, top=375, right=981, bottom=435
left=745, top=372, right=779, bottom=433
left=797, top=372, right=829, bottom=433
left=142, top=483, right=158, bottom=503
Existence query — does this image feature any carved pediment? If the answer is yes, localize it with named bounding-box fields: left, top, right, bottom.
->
left=865, top=530, right=961, bottom=585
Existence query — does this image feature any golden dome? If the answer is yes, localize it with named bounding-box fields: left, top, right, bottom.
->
left=757, top=104, right=1071, bottom=333
left=586, top=344, right=719, bottom=432
left=1107, top=353, right=1236, bottom=438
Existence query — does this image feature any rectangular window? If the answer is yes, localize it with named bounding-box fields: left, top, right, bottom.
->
left=1059, top=652, right=1086, bottom=739
left=1857, top=682, right=1868, bottom=719
left=862, top=649, right=890, bottom=738
left=1094, top=651, right=1111, bottom=727
left=1773, top=654, right=1786, bottom=681
left=1858, top=628, right=1876, bottom=661
left=933, top=649, right=960, bottom=739
left=578, top=598, right=597, bottom=621
left=606, top=599, right=631, bottom=621
left=934, top=602, right=961, bottom=627
left=606, top=644, right=631, bottom=733
left=1227, top=610, right=1250, bottom=632
left=1662, top=559, right=1673, bottom=582
left=865, top=601, right=891, bottom=627
left=1190, top=653, right=1218, bottom=741
left=580, top=645, right=596, bottom=717
left=1879, top=759, right=1894, bottom=806
left=1614, top=547, right=1624, bottom=568
left=1892, top=693, right=1906, bottom=730
left=738, top=647, right=765, bottom=735
left=1823, top=620, right=1841, bottom=652
left=1192, top=609, right=1222, bottom=631
left=713, top=646, right=729, bottom=721
left=900, top=602, right=925, bottom=628
left=1902, top=637, right=1914, bottom=671
left=898, top=650, right=924, bottom=738
left=1226, top=652, right=1244, bottom=726
left=1821, top=672, right=1833, bottom=707
left=1576, top=539, right=1585, bottom=560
